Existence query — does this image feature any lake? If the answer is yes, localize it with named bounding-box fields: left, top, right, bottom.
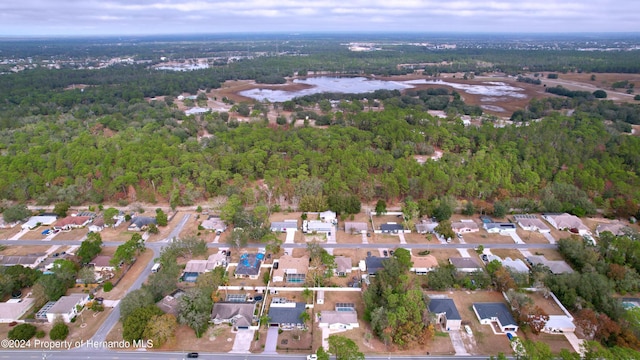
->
left=239, top=76, right=413, bottom=102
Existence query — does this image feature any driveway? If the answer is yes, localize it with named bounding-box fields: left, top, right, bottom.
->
left=543, top=232, right=556, bottom=244
left=509, top=232, right=525, bottom=244
left=285, top=228, right=297, bottom=244
left=230, top=329, right=254, bottom=354
left=263, top=327, right=279, bottom=354
left=564, top=332, right=585, bottom=355
left=361, top=232, right=368, bottom=244
left=212, top=234, right=221, bottom=243
left=448, top=330, right=469, bottom=355
left=398, top=232, right=407, bottom=245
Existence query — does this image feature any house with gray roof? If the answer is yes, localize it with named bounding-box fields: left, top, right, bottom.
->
left=513, top=214, right=550, bottom=233
left=319, top=310, right=359, bottom=331
left=270, top=220, right=297, bottom=232
left=211, top=302, right=256, bottom=330
left=473, top=302, right=518, bottom=333
left=526, top=255, right=573, bottom=274
left=380, top=222, right=404, bottom=234
left=46, top=293, right=90, bottom=323
left=334, top=256, right=353, bottom=277
left=364, top=256, right=387, bottom=276
left=449, top=257, right=483, bottom=273
left=429, top=298, right=462, bottom=331
left=268, top=298, right=307, bottom=330
left=128, top=216, right=157, bottom=231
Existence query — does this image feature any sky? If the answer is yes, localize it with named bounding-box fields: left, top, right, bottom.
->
left=1, top=0, right=639, bottom=36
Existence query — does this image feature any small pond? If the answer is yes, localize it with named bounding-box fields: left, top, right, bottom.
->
left=239, top=76, right=413, bottom=102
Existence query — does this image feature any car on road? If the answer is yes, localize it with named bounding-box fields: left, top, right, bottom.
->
left=383, top=250, right=388, bottom=257
left=465, top=325, right=473, bottom=335
left=187, top=353, right=199, bottom=358
left=307, top=355, right=318, bottom=360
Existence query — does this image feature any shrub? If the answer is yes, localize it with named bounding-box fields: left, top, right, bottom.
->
left=35, top=330, right=46, bottom=339
left=8, top=323, right=37, bottom=340
left=50, top=323, right=69, bottom=341
left=103, top=281, right=113, bottom=292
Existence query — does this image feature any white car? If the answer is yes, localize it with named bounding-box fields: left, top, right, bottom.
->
left=307, top=355, right=318, bottom=360
left=464, top=325, right=473, bottom=335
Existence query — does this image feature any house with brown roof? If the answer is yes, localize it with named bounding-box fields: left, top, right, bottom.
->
left=272, top=255, right=309, bottom=283
left=595, top=221, right=628, bottom=237
left=88, top=217, right=105, bottom=233
left=334, top=256, right=353, bottom=277
left=53, top=216, right=91, bottom=231
left=410, top=254, right=438, bottom=275
left=89, top=255, right=114, bottom=272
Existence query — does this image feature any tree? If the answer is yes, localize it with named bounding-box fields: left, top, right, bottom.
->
left=493, top=201, right=507, bottom=218
left=49, top=322, right=69, bottom=340
left=492, top=267, right=516, bottom=292
left=462, top=201, right=475, bottom=216
left=8, top=323, right=37, bottom=340
left=120, top=288, right=155, bottom=321
left=316, top=346, right=330, bottom=360
left=434, top=220, right=455, bottom=241
left=77, top=232, right=103, bottom=264
left=177, top=288, right=213, bottom=338
left=77, top=267, right=96, bottom=285
left=2, top=204, right=31, bottom=223
left=36, top=274, right=66, bottom=301
left=593, top=90, right=607, bottom=99
left=123, top=305, right=163, bottom=342
left=328, top=335, right=364, bottom=360
left=375, top=199, right=387, bottom=216
left=143, top=313, right=177, bottom=347
left=155, top=208, right=168, bottom=226
left=53, top=202, right=70, bottom=217
left=111, top=234, right=145, bottom=267
left=103, top=207, right=119, bottom=226
left=196, top=266, right=226, bottom=295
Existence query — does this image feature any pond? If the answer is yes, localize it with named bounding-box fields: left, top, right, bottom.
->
left=239, top=76, right=413, bottom=102
left=404, top=79, right=526, bottom=98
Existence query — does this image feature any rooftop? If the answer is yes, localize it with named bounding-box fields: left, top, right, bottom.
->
left=449, top=257, right=482, bottom=269
left=211, top=302, right=256, bottom=328
left=235, top=253, right=263, bottom=276
left=429, top=298, right=461, bottom=320
left=473, top=302, right=517, bottom=327
left=268, top=301, right=306, bottom=325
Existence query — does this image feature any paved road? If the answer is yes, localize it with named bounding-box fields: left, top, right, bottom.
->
left=89, top=214, right=191, bottom=345
left=0, top=350, right=508, bottom=359
left=0, top=239, right=558, bottom=250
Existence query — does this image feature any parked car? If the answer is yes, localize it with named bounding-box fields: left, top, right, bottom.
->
left=383, top=250, right=388, bottom=257
left=389, top=250, right=394, bottom=256
left=366, top=232, right=371, bottom=237
left=481, top=254, right=488, bottom=262
left=307, top=355, right=318, bottom=360
left=367, top=251, right=371, bottom=257
left=187, top=353, right=199, bottom=358
left=41, top=229, right=51, bottom=235
left=465, top=325, right=473, bottom=335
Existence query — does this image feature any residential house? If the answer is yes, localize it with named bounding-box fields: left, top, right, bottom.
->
left=128, top=216, right=157, bottom=231
left=410, top=255, right=438, bottom=275
left=364, top=256, right=387, bottom=276
left=318, top=309, right=359, bottom=331
left=46, top=293, right=90, bottom=323
left=542, top=213, right=590, bottom=235
left=487, top=256, right=529, bottom=273
left=449, top=257, right=483, bottom=273
left=211, top=302, right=256, bottom=330
left=484, top=222, right=517, bottom=234
left=451, top=220, right=480, bottom=234
left=88, top=217, right=105, bottom=233
left=415, top=219, right=437, bottom=234
left=156, top=289, right=184, bottom=316
left=513, top=214, right=550, bottom=233
left=201, top=216, right=227, bottom=233
left=234, top=253, right=264, bottom=280
left=473, top=302, right=519, bottom=333
left=183, top=252, right=227, bottom=282
left=270, top=220, right=298, bottom=232
left=595, top=221, right=628, bottom=237
left=304, top=220, right=333, bottom=234
left=526, top=255, right=573, bottom=274
left=22, top=215, right=57, bottom=230
left=319, top=210, right=337, bottom=222
left=272, top=255, right=309, bottom=283
left=89, top=255, right=115, bottom=272
left=0, top=254, right=47, bottom=269
left=428, top=298, right=462, bottom=331
left=53, top=216, right=91, bottom=231
left=380, top=222, right=404, bottom=234
left=268, top=298, right=307, bottom=330
left=344, top=222, right=368, bottom=234
left=0, top=297, right=35, bottom=323
left=334, top=256, right=353, bottom=277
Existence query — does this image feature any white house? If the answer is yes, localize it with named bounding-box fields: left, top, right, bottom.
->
left=46, top=293, right=90, bottom=323
left=22, top=215, right=57, bottom=230
left=595, top=221, right=628, bottom=237
left=473, top=302, right=519, bottom=333
left=429, top=298, right=462, bottom=331
left=484, top=222, right=517, bottom=234
left=513, top=214, right=551, bottom=233
left=451, top=221, right=479, bottom=234
left=319, top=310, right=359, bottom=331
left=201, top=216, right=227, bottom=233
left=88, top=217, right=105, bottom=233
left=0, top=298, right=35, bottom=323
left=542, top=213, right=590, bottom=235
left=319, top=210, right=337, bottom=222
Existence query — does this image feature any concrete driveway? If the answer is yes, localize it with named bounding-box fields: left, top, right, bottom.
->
left=448, top=330, right=469, bottom=355
left=230, top=329, right=254, bottom=354
left=263, top=327, right=279, bottom=354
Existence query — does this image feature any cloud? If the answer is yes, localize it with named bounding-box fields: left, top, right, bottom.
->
left=0, top=0, right=638, bottom=35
